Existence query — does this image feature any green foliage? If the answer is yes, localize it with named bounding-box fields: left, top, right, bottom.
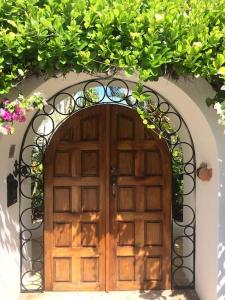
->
left=0, top=0, right=225, bottom=109
left=31, top=146, right=44, bottom=221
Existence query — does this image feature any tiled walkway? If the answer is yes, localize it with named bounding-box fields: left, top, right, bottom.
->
left=20, top=290, right=200, bottom=300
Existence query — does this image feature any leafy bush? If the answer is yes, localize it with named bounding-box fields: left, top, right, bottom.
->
left=0, top=0, right=225, bottom=110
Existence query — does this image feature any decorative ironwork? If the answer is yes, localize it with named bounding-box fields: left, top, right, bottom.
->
left=19, top=78, right=196, bottom=292
left=7, top=173, right=18, bottom=207
left=14, top=160, right=29, bottom=177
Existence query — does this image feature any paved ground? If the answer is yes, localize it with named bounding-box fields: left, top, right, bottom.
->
left=19, top=290, right=200, bottom=300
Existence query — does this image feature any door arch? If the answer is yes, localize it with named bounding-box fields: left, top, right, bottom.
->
left=44, top=104, right=171, bottom=291
left=19, top=78, right=196, bottom=292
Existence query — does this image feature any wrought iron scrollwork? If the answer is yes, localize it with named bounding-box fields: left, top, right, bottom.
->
left=19, top=78, right=196, bottom=292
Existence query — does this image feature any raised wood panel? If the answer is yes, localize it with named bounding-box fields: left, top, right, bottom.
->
left=60, top=128, right=73, bottom=142
left=118, top=222, right=135, bottom=246
left=118, top=151, right=135, bottom=175
left=53, top=258, right=72, bottom=282
left=117, top=187, right=135, bottom=212
left=80, top=116, right=99, bottom=141
left=144, top=151, right=162, bottom=175
left=54, top=151, right=71, bottom=176
left=81, top=258, right=99, bottom=282
left=118, top=257, right=135, bottom=281
left=53, top=187, right=71, bottom=212
left=54, top=223, right=72, bottom=247
left=81, top=150, right=99, bottom=177
left=145, top=257, right=162, bottom=281
left=145, top=222, right=163, bottom=246
left=81, top=187, right=99, bottom=212
left=145, top=187, right=161, bottom=211
left=117, top=115, right=134, bottom=140
left=81, top=222, right=99, bottom=247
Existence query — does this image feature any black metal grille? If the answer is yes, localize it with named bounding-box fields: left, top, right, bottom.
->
left=18, top=78, right=196, bottom=292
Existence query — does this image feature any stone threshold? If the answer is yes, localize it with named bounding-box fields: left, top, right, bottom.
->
left=19, top=290, right=200, bottom=300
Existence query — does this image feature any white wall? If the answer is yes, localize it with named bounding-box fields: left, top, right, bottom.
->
left=0, top=126, right=25, bottom=300
left=0, top=72, right=224, bottom=300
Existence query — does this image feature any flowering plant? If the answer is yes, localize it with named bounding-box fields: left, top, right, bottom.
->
left=0, top=93, right=47, bottom=135
left=214, top=102, right=225, bottom=128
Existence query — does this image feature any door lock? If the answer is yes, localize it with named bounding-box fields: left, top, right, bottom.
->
left=110, top=167, right=117, bottom=197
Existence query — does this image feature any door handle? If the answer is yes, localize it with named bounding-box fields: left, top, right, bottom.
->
left=112, top=182, right=116, bottom=197
left=111, top=167, right=117, bottom=197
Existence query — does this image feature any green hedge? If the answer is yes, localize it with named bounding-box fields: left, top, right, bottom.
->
left=0, top=0, right=225, bottom=107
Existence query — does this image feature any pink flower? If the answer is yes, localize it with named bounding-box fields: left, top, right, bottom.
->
left=3, top=98, right=10, bottom=105
left=4, top=123, right=13, bottom=134
left=19, top=115, right=26, bottom=123
left=13, top=106, right=26, bottom=122
left=0, top=109, right=12, bottom=121
left=15, top=106, right=23, bottom=114
left=12, top=113, right=19, bottom=121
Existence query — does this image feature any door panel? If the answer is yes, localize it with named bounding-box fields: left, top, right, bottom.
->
left=109, top=105, right=171, bottom=290
left=44, top=106, right=106, bottom=291
left=45, top=104, right=171, bottom=291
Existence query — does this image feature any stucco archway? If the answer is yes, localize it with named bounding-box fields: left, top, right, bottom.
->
left=18, top=77, right=196, bottom=293
left=0, top=73, right=222, bottom=300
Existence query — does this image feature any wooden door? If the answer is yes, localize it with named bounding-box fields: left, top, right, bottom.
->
left=109, top=105, right=171, bottom=290
left=44, top=104, right=171, bottom=291
left=44, top=106, right=107, bottom=291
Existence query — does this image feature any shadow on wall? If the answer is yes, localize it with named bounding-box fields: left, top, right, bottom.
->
left=218, top=155, right=225, bottom=300
left=139, top=289, right=200, bottom=300
left=0, top=186, right=20, bottom=297
left=0, top=203, right=19, bottom=253
left=218, top=242, right=225, bottom=300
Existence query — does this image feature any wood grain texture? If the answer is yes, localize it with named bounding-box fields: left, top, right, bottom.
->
left=109, top=105, right=171, bottom=290
left=45, top=106, right=105, bottom=291
left=44, top=104, right=172, bottom=291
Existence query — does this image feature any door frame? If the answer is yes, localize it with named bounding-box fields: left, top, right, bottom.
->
left=18, top=78, right=196, bottom=292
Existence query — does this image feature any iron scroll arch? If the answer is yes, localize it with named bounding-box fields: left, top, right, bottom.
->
left=18, top=78, right=196, bottom=292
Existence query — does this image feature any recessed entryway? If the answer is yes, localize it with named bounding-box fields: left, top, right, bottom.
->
left=44, top=104, right=172, bottom=291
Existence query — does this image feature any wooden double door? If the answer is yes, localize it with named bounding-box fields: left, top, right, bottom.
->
left=44, top=104, right=171, bottom=291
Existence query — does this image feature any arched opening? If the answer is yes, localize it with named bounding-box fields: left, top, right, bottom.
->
left=44, top=104, right=171, bottom=291
left=19, top=78, right=195, bottom=292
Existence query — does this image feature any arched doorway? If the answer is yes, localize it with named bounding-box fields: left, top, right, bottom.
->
left=44, top=104, right=171, bottom=291
left=19, top=78, right=195, bottom=292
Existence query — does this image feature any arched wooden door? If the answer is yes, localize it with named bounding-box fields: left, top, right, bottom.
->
left=44, top=104, right=171, bottom=291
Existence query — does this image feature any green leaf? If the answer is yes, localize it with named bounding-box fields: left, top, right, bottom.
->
left=18, top=69, right=24, bottom=76
left=218, top=67, right=225, bottom=75
left=147, top=124, right=155, bottom=129
left=0, top=0, right=224, bottom=130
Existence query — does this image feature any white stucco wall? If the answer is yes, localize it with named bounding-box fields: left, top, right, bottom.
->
left=0, top=72, right=224, bottom=300
left=0, top=128, right=24, bottom=300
